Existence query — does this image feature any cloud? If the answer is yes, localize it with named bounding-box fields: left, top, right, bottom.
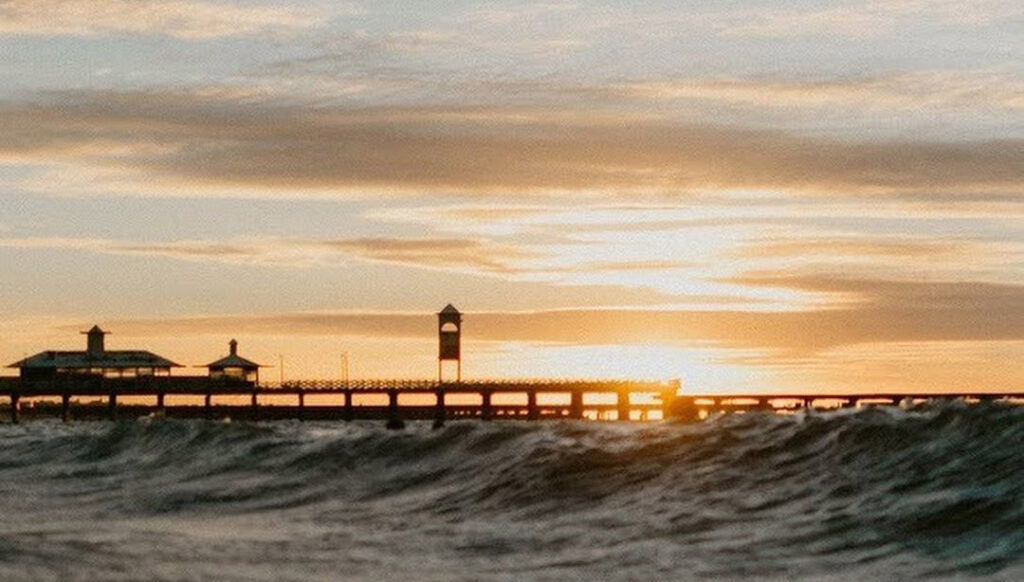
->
left=0, top=0, right=328, bottom=40
left=92, top=274, right=1024, bottom=359
left=0, top=90, right=1019, bottom=199
left=728, top=237, right=971, bottom=260
left=0, top=235, right=538, bottom=273
left=617, top=71, right=1024, bottom=114
left=717, top=0, right=1020, bottom=37
left=315, top=237, right=539, bottom=273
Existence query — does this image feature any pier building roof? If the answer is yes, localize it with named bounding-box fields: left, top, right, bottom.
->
left=6, top=325, right=181, bottom=372
left=205, top=339, right=261, bottom=371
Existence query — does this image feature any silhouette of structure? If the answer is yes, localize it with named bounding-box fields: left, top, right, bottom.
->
left=2, top=312, right=1020, bottom=426
left=206, top=339, right=261, bottom=383
left=437, top=304, right=462, bottom=383
left=7, top=325, right=180, bottom=382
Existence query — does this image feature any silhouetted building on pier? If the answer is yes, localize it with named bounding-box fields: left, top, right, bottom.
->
left=205, top=339, right=261, bottom=383
left=6, top=325, right=180, bottom=381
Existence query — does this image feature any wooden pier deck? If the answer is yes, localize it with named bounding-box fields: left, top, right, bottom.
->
left=0, top=377, right=1020, bottom=426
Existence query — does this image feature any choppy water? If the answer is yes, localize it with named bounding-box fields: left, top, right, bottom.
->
left=0, top=403, right=1021, bottom=581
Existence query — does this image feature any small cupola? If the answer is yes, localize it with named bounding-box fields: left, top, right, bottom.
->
left=82, top=325, right=108, bottom=357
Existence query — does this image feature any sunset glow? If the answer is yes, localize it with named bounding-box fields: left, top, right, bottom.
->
left=0, top=0, right=1020, bottom=393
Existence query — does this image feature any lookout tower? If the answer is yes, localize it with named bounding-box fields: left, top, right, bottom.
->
left=438, top=304, right=462, bottom=382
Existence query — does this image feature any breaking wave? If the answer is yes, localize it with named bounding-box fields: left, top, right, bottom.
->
left=0, top=402, right=1021, bottom=580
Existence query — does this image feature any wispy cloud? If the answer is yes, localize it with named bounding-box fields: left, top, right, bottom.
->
left=0, top=0, right=331, bottom=39
left=99, top=273, right=1024, bottom=354
left=0, top=236, right=539, bottom=274
left=717, top=0, right=1021, bottom=37
left=727, top=237, right=972, bottom=260
left=1, top=90, right=1019, bottom=199
left=617, top=71, right=1024, bottom=114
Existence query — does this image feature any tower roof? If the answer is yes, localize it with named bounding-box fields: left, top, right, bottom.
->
left=82, top=325, right=107, bottom=335
left=439, top=304, right=460, bottom=315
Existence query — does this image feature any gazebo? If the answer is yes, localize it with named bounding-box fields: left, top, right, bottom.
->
left=205, top=339, right=261, bottom=383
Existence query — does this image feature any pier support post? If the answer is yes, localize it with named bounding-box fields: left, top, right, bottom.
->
left=251, top=390, right=258, bottom=420
left=386, top=389, right=404, bottom=430
left=10, top=393, right=19, bottom=424
left=618, top=392, right=630, bottom=421
left=343, top=390, right=353, bottom=421
left=803, top=398, right=814, bottom=411
left=433, top=389, right=445, bottom=429
left=204, top=391, right=212, bottom=418
left=527, top=391, right=538, bottom=420
left=108, top=391, right=117, bottom=421
left=156, top=391, right=165, bottom=415
left=61, top=390, right=70, bottom=422
left=481, top=390, right=492, bottom=421
left=666, top=397, right=700, bottom=422
left=570, top=390, right=583, bottom=419
left=298, top=390, right=305, bottom=421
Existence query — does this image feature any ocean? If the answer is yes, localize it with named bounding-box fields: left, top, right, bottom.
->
left=0, top=402, right=1020, bottom=581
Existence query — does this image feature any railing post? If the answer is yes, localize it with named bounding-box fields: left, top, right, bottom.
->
left=386, top=388, right=404, bottom=430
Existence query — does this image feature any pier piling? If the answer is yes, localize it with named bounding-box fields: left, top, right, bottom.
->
left=618, top=392, right=629, bottom=421
left=10, top=393, right=19, bottom=424
left=61, top=391, right=70, bottom=422
left=570, top=390, right=584, bottom=419
left=481, top=390, right=492, bottom=421
left=433, top=389, right=446, bottom=429
left=386, top=389, right=404, bottom=430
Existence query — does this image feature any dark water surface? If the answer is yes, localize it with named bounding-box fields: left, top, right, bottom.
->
left=0, top=403, right=1021, bottom=581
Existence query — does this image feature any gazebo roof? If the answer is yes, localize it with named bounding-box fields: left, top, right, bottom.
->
left=205, top=353, right=261, bottom=370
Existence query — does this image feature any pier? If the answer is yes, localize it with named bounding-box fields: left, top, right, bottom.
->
left=0, top=377, right=678, bottom=426
left=1, top=377, right=1021, bottom=426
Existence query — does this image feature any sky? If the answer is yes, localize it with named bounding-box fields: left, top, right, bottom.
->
left=0, top=0, right=1021, bottom=392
